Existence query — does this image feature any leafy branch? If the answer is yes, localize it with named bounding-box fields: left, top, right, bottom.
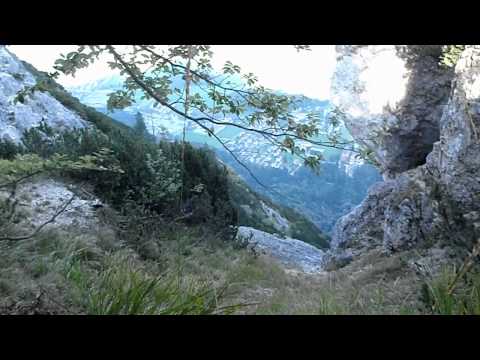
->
left=51, top=45, right=354, bottom=180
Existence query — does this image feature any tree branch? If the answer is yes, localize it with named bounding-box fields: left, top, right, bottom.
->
left=139, top=46, right=256, bottom=96
left=104, top=45, right=357, bottom=187
left=106, top=46, right=271, bottom=188
left=0, top=170, right=44, bottom=189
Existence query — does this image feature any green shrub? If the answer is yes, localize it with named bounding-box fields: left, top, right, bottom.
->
left=440, top=45, right=466, bottom=68
left=22, top=121, right=56, bottom=158
left=14, top=122, right=238, bottom=237
left=0, top=139, right=23, bottom=160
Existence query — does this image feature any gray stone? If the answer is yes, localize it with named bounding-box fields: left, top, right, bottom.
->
left=237, top=226, right=325, bottom=273
left=1, top=178, right=104, bottom=234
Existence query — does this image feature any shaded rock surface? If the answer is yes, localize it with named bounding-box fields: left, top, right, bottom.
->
left=237, top=226, right=325, bottom=273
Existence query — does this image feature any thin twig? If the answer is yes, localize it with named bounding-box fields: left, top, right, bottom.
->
left=0, top=170, right=43, bottom=189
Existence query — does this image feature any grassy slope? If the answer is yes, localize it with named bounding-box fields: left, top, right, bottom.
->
left=5, top=218, right=474, bottom=315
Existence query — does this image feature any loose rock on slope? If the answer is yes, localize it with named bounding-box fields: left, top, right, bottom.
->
left=1, top=178, right=105, bottom=236
left=237, top=226, right=325, bottom=273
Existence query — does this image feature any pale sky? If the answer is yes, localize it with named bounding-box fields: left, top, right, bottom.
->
left=7, top=45, right=336, bottom=99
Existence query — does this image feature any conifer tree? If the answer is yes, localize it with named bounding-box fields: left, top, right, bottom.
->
left=133, top=112, right=147, bottom=137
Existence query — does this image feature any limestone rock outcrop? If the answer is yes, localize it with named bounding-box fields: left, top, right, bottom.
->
left=329, top=45, right=480, bottom=265
left=331, top=45, right=454, bottom=179
left=0, top=46, right=88, bottom=143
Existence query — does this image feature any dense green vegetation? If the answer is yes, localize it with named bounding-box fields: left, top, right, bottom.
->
left=0, top=119, right=243, bottom=314
left=1, top=124, right=237, bottom=240
left=0, top=125, right=328, bottom=247
left=5, top=63, right=232, bottom=238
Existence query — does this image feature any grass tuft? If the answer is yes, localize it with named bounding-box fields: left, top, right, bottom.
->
left=421, top=265, right=480, bottom=315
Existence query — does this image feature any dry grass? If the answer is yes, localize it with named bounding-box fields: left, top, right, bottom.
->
left=0, top=226, right=425, bottom=315
left=155, top=242, right=427, bottom=315
left=1, top=212, right=469, bottom=315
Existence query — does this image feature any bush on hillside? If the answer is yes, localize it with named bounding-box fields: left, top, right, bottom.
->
left=7, top=121, right=239, bottom=242
left=0, top=139, right=23, bottom=160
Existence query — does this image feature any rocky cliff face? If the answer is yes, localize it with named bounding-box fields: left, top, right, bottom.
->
left=329, top=45, right=480, bottom=266
left=331, top=45, right=455, bottom=179
left=0, top=46, right=88, bottom=143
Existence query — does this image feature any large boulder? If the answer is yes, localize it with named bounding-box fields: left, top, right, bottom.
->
left=237, top=226, right=325, bottom=273
left=0, top=177, right=105, bottom=237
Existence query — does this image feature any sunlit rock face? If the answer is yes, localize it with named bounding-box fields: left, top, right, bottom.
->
left=0, top=178, right=104, bottom=233
left=0, top=46, right=88, bottom=143
left=329, top=46, right=480, bottom=268
left=331, top=45, right=454, bottom=178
